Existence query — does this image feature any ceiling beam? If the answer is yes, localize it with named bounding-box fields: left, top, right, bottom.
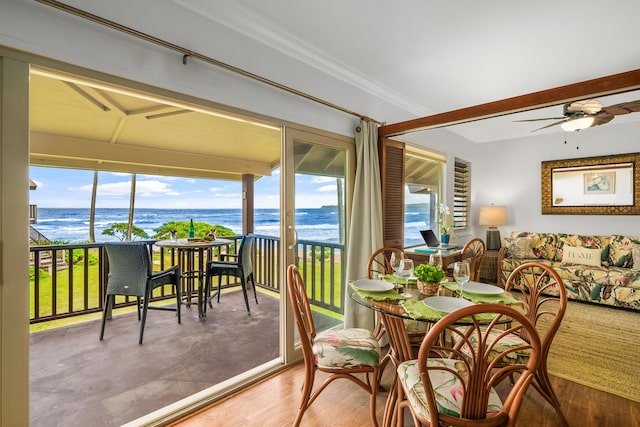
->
left=30, top=132, right=273, bottom=177
left=379, top=68, right=640, bottom=137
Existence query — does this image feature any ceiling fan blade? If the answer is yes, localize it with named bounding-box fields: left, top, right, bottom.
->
left=530, top=119, right=567, bottom=132
left=592, top=113, right=615, bottom=127
left=600, top=100, right=640, bottom=116
left=514, top=117, right=565, bottom=122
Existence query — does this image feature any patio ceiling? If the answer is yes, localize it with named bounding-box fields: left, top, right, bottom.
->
left=29, top=68, right=282, bottom=181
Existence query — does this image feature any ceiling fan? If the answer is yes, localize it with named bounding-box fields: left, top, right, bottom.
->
left=516, top=98, right=640, bottom=132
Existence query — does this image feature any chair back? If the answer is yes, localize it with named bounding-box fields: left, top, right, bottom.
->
left=416, top=303, right=542, bottom=425
left=504, top=261, right=567, bottom=353
left=287, top=264, right=316, bottom=364
left=238, top=234, right=255, bottom=277
left=462, top=238, right=486, bottom=281
left=367, top=247, right=404, bottom=278
left=104, top=242, right=152, bottom=297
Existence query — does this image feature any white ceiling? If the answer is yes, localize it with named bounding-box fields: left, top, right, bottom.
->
left=40, top=0, right=640, bottom=143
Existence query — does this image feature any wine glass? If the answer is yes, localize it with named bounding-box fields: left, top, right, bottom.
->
left=429, top=253, right=442, bottom=267
left=389, top=252, right=401, bottom=275
left=453, top=261, right=470, bottom=299
left=395, top=258, right=414, bottom=298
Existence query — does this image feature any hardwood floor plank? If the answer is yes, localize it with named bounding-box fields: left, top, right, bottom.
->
left=170, top=361, right=640, bottom=427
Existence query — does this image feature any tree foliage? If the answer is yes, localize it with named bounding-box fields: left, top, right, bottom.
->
left=101, top=223, right=149, bottom=241
left=152, top=221, right=235, bottom=240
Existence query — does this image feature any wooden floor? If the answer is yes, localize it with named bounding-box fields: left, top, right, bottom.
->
left=171, top=360, right=640, bottom=427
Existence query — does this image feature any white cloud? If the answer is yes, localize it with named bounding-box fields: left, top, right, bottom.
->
left=73, top=179, right=177, bottom=197
left=311, top=176, right=336, bottom=184
left=317, top=184, right=337, bottom=192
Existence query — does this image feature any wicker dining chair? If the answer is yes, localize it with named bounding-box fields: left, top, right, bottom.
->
left=100, top=242, right=181, bottom=345
left=498, top=261, right=569, bottom=426
left=287, top=264, right=381, bottom=427
left=446, top=238, right=486, bottom=282
left=396, top=303, right=543, bottom=427
left=366, top=247, right=406, bottom=340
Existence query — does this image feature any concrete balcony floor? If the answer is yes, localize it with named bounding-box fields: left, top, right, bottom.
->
left=29, top=290, right=289, bottom=427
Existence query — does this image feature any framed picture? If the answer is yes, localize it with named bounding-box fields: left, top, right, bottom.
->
left=584, top=172, right=615, bottom=194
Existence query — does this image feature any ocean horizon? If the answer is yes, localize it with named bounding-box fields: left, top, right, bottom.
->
left=32, top=207, right=428, bottom=246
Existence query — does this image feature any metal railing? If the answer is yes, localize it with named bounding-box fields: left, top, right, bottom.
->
left=29, top=235, right=345, bottom=324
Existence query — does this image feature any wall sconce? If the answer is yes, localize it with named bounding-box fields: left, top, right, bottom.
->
left=479, top=205, right=508, bottom=250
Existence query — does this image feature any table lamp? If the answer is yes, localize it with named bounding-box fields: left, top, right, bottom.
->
left=479, top=205, right=507, bottom=250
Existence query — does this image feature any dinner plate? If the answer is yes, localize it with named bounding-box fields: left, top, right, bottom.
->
left=352, top=279, right=394, bottom=292
left=462, top=282, right=504, bottom=295
left=423, top=296, right=473, bottom=313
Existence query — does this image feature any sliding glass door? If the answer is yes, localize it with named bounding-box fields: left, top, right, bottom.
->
left=282, top=128, right=354, bottom=362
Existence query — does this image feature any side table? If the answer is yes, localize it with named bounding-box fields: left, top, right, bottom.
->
left=480, top=250, right=500, bottom=284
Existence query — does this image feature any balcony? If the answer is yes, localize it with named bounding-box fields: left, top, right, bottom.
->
left=29, top=235, right=343, bottom=426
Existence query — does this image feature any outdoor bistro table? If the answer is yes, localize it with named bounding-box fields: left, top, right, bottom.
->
left=155, top=238, right=233, bottom=318
left=349, top=277, right=519, bottom=427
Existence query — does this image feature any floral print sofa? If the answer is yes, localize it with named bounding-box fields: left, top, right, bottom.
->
left=497, top=232, right=640, bottom=311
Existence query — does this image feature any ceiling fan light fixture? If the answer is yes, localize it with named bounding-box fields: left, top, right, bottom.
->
left=561, top=116, right=594, bottom=132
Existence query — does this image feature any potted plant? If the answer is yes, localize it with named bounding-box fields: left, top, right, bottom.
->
left=414, top=263, right=445, bottom=295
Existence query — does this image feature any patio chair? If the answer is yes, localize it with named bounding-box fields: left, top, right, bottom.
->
left=287, top=264, right=381, bottom=427
left=203, top=234, right=258, bottom=315
left=100, top=242, right=181, bottom=345
left=396, top=303, right=542, bottom=427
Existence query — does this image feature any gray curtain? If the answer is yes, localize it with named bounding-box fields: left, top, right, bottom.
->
left=344, top=120, right=384, bottom=329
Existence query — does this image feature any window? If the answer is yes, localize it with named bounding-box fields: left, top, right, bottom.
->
left=453, top=158, right=470, bottom=230
left=404, top=148, right=445, bottom=247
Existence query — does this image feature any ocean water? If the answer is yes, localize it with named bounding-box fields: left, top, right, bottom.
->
left=32, top=206, right=431, bottom=246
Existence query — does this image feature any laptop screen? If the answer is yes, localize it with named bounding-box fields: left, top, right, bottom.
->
left=419, top=230, right=440, bottom=247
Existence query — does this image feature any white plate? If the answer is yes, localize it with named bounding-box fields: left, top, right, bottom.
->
left=352, top=279, right=394, bottom=292
left=423, top=296, right=474, bottom=313
left=462, top=282, right=504, bottom=295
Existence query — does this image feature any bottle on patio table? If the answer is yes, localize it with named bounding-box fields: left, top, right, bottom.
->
left=188, top=219, right=195, bottom=238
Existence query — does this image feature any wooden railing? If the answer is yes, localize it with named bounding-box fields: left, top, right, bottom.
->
left=29, top=235, right=344, bottom=324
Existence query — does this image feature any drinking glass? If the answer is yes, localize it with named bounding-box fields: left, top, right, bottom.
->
left=429, top=253, right=442, bottom=266
left=453, top=261, right=470, bottom=299
left=395, top=258, right=414, bottom=298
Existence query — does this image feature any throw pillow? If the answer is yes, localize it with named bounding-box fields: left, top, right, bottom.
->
left=561, top=245, right=602, bottom=267
left=504, top=237, right=535, bottom=259
left=607, top=236, right=636, bottom=268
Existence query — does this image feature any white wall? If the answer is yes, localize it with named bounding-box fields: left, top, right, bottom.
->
left=472, top=121, right=640, bottom=237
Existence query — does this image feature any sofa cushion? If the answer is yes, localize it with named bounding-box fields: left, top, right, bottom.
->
left=608, top=235, right=638, bottom=268
left=531, top=233, right=560, bottom=261
left=504, top=236, right=536, bottom=259
left=562, top=245, right=602, bottom=267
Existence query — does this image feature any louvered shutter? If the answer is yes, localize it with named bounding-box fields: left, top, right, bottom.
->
left=379, top=138, right=405, bottom=248
left=453, top=158, right=469, bottom=230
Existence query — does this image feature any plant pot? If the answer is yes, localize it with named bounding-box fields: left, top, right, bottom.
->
left=417, top=280, right=440, bottom=296
left=441, top=234, right=450, bottom=244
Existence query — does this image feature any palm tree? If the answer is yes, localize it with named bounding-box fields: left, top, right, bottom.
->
left=126, top=173, right=136, bottom=241
left=89, top=170, right=98, bottom=243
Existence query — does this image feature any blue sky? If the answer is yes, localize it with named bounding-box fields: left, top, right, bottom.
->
left=29, top=166, right=341, bottom=209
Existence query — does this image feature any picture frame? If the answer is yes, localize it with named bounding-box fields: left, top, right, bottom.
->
left=541, top=152, right=640, bottom=215
left=583, top=171, right=615, bottom=194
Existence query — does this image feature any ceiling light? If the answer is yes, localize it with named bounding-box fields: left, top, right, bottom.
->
left=561, top=116, right=594, bottom=132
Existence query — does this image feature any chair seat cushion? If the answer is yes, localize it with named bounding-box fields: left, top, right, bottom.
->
left=454, top=328, right=531, bottom=365
left=397, top=358, right=503, bottom=420
left=313, top=328, right=381, bottom=368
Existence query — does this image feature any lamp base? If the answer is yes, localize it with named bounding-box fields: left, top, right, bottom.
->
left=486, top=228, right=502, bottom=251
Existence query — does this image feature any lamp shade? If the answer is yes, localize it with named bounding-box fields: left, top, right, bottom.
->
left=479, top=206, right=508, bottom=227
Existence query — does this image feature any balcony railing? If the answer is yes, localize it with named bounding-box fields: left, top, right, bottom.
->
left=29, top=235, right=345, bottom=324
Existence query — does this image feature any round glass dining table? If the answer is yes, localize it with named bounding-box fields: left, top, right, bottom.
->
left=349, top=278, right=519, bottom=427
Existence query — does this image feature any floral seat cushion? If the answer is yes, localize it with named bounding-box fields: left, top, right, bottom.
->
left=313, top=328, right=381, bottom=368
left=454, top=328, right=531, bottom=365
left=397, top=358, right=503, bottom=420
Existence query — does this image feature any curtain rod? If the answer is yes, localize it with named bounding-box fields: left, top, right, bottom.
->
left=36, top=0, right=383, bottom=125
